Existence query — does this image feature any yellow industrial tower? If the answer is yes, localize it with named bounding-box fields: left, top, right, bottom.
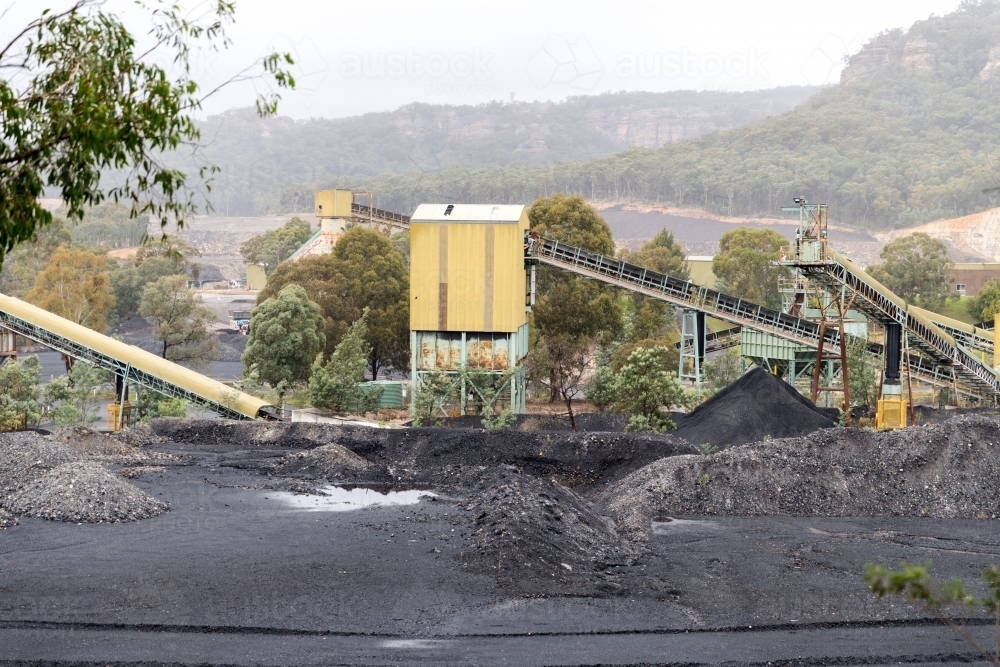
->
left=409, top=204, right=531, bottom=414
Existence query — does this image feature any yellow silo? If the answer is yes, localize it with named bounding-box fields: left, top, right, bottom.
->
left=409, top=204, right=531, bottom=414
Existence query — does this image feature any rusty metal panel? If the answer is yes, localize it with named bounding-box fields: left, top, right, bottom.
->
left=491, top=335, right=509, bottom=370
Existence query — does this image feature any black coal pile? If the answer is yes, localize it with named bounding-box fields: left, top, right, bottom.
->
left=0, top=431, right=79, bottom=496
left=269, top=443, right=388, bottom=485
left=113, top=317, right=152, bottom=334
left=606, top=415, right=1000, bottom=539
left=147, top=419, right=698, bottom=490
left=674, top=367, right=835, bottom=449
left=464, top=467, right=642, bottom=596
left=215, top=331, right=248, bottom=362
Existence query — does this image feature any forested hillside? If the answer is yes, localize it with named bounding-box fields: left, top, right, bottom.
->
left=187, top=87, right=819, bottom=215
left=332, top=1, right=1000, bottom=230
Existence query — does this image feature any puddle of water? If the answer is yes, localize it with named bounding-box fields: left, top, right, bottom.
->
left=270, top=485, right=435, bottom=512
left=381, top=639, right=450, bottom=649
left=651, top=518, right=721, bottom=533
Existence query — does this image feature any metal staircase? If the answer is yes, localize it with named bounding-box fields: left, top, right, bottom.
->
left=782, top=203, right=998, bottom=399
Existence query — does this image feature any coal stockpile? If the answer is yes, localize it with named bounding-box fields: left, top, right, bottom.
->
left=674, top=367, right=835, bottom=449
left=464, top=467, right=641, bottom=596
left=606, top=415, right=1000, bottom=539
left=147, top=419, right=698, bottom=489
left=0, top=431, right=79, bottom=496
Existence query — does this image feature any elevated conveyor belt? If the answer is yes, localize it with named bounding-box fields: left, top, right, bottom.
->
left=527, top=236, right=991, bottom=399
left=794, top=248, right=999, bottom=397
left=529, top=236, right=843, bottom=350
left=0, top=294, right=276, bottom=420
left=351, top=203, right=410, bottom=230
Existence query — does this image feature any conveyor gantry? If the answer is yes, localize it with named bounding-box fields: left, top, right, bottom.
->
left=529, top=235, right=840, bottom=350
left=0, top=293, right=276, bottom=420
left=794, top=247, right=999, bottom=397
left=351, top=202, right=410, bottom=230
left=526, top=235, right=991, bottom=400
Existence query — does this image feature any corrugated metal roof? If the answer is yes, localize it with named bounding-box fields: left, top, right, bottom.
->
left=410, top=204, right=525, bottom=223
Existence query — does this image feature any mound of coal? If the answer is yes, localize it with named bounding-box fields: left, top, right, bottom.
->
left=215, top=331, right=248, bottom=362
left=674, top=367, right=835, bottom=448
left=0, top=431, right=80, bottom=496
left=272, top=443, right=375, bottom=480
left=112, top=423, right=165, bottom=448
left=113, top=317, right=151, bottom=334
left=148, top=419, right=698, bottom=489
left=7, top=460, right=168, bottom=523
left=465, top=467, right=640, bottom=596
left=606, top=415, right=1000, bottom=539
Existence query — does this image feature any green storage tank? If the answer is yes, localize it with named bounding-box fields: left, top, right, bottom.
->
left=359, top=380, right=407, bottom=409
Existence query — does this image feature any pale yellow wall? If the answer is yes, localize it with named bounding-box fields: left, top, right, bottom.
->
left=409, top=210, right=528, bottom=333
left=687, top=259, right=716, bottom=289
left=410, top=222, right=440, bottom=331
left=246, top=264, right=267, bottom=291
left=314, top=189, right=353, bottom=218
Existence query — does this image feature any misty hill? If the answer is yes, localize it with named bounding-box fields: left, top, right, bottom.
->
left=189, top=87, right=820, bottom=215
left=333, top=2, right=1000, bottom=230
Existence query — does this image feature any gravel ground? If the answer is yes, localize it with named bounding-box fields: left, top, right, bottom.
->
left=11, top=414, right=1000, bottom=665
left=0, top=431, right=80, bottom=497
left=605, top=414, right=1000, bottom=539
left=6, top=460, right=168, bottom=523
left=0, top=506, right=17, bottom=528
left=674, top=367, right=836, bottom=448
left=0, top=431, right=169, bottom=524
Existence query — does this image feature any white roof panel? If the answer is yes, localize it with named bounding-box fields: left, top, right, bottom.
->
left=410, top=204, right=525, bottom=223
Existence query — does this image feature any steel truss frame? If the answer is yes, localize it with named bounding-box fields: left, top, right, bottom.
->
left=0, top=313, right=253, bottom=420
left=529, top=236, right=993, bottom=401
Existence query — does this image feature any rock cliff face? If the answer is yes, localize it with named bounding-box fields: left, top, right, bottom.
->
left=841, top=14, right=1000, bottom=85
left=882, top=208, right=1000, bottom=262
left=380, top=88, right=819, bottom=157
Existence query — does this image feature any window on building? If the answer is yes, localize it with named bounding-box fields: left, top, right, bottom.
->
left=956, top=284, right=966, bottom=295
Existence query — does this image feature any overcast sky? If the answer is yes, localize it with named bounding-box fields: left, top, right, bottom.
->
left=3, top=0, right=964, bottom=119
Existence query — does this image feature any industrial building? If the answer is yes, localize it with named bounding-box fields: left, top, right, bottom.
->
left=409, top=204, right=531, bottom=415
